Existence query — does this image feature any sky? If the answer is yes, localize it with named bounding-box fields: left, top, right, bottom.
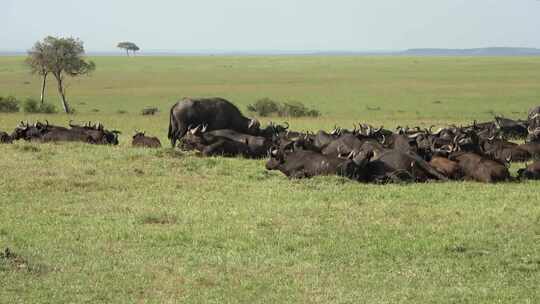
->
left=1, top=0, right=540, bottom=52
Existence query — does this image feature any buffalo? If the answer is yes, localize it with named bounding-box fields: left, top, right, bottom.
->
left=351, top=148, right=448, bottom=183
left=38, top=129, right=94, bottom=143
left=266, top=147, right=363, bottom=179
left=68, top=121, right=121, bottom=145
left=132, top=132, right=162, bottom=148
left=517, top=161, right=540, bottom=180
left=11, top=121, right=46, bottom=141
left=449, top=152, right=510, bottom=183
left=480, top=138, right=531, bottom=163
left=168, top=97, right=260, bottom=147
left=182, top=125, right=271, bottom=158
left=0, top=131, right=12, bottom=144
left=429, top=156, right=463, bottom=180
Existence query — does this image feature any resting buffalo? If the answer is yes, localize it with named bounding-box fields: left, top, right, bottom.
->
left=266, top=147, right=363, bottom=179
left=429, top=157, right=462, bottom=180
left=38, top=129, right=94, bottom=143
left=480, top=139, right=531, bottom=163
left=132, top=132, right=162, bottom=148
left=0, top=131, right=12, bottom=143
left=517, top=142, right=540, bottom=158
left=449, top=152, right=510, bottom=183
left=493, top=116, right=528, bottom=139
left=321, top=134, right=365, bottom=156
left=168, top=97, right=260, bottom=147
left=517, top=161, right=540, bottom=180
left=183, top=125, right=272, bottom=158
left=69, top=121, right=120, bottom=145
left=352, top=149, right=448, bottom=183
left=11, top=121, right=47, bottom=141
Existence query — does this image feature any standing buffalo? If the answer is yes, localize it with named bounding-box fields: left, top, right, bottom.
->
left=132, top=132, right=162, bottom=148
left=168, top=97, right=260, bottom=147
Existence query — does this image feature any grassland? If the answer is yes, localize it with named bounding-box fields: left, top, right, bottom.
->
left=1, top=56, right=540, bottom=303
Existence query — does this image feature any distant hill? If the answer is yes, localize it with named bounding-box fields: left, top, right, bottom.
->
left=400, top=47, right=540, bottom=56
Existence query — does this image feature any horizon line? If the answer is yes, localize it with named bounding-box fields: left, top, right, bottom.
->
left=2, top=46, right=540, bottom=56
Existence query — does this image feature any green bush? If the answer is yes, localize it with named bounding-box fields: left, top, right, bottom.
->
left=23, top=98, right=39, bottom=112
left=247, top=98, right=281, bottom=117
left=0, top=96, right=20, bottom=113
left=247, top=98, right=320, bottom=117
left=23, top=98, right=58, bottom=113
left=39, top=103, right=58, bottom=114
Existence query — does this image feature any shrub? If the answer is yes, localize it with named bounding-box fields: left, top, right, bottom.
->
left=39, top=103, right=58, bottom=114
left=142, top=107, right=159, bottom=115
left=247, top=98, right=280, bottom=117
left=0, top=96, right=20, bottom=113
left=117, top=110, right=127, bottom=114
left=247, top=98, right=320, bottom=117
left=23, top=98, right=39, bottom=113
left=278, top=101, right=320, bottom=117
left=23, top=98, right=58, bottom=113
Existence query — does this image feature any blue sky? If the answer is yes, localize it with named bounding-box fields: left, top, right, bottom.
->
left=2, top=0, right=540, bottom=52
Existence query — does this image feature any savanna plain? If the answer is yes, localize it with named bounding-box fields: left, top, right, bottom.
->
left=1, top=56, right=540, bottom=303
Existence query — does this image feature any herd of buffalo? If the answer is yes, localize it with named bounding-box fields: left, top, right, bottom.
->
left=2, top=97, right=540, bottom=183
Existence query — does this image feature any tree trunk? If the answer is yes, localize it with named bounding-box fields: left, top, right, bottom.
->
left=56, top=76, right=70, bottom=113
left=40, top=72, right=48, bottom=104
left=126, top=48, right=129, bottom=57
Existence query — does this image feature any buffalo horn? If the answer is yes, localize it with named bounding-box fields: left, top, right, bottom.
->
left=283, top=122, right=289, bottom=130
left=408, top=132, right=422, bottom=139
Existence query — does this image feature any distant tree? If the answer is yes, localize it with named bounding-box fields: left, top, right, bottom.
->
left=117, top=42, right=140, bottom=56
left=130, top=44, right=140, bottom=56
left=25, top=41, right=52, bottom=104
left=27, top=36, right=95, bottom=113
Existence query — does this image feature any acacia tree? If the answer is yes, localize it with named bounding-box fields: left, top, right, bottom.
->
left=25, top=41, right=52, bottom=104
left=117, top=42, right=140, bottom=56
left=26, top=36, right=95, bottom=113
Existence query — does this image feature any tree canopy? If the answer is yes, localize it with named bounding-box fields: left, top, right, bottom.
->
left=25, top=36, right=95, bottom=113
left=117, top=42, right=140, bottom=56
left=25, top=40, right=53, bottom=103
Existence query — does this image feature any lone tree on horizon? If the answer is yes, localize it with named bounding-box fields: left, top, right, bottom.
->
left=117, top=42, right=140, bottom=56
left=25, top=36, right=95, bottom=113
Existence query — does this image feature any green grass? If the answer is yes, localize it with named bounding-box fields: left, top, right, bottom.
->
left=1, top=56, right=540, bottom=303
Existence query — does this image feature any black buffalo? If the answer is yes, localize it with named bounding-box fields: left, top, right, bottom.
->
left=132, top=132, right=162, bottom=148
left=11, top=121, right=45, bottom=141
left=183, top=125, right=270, bottom=158
left=0, top=131, right=12, bottom=143
left=168, top=97, right=260, bottom=147
left=38, top=129, right=94, bottom=143
left=351, top=149, right=448, bottom=183
left=68, top=121, right=121, bottom=145
left=449, top=152, right=510, bottom=183
left=266, top=147, right=363, bottom=179
left=517, top=161, right=540, bottom=180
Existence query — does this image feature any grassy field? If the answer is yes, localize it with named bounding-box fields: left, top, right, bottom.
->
left=1, top=56, right=540, bottom=303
